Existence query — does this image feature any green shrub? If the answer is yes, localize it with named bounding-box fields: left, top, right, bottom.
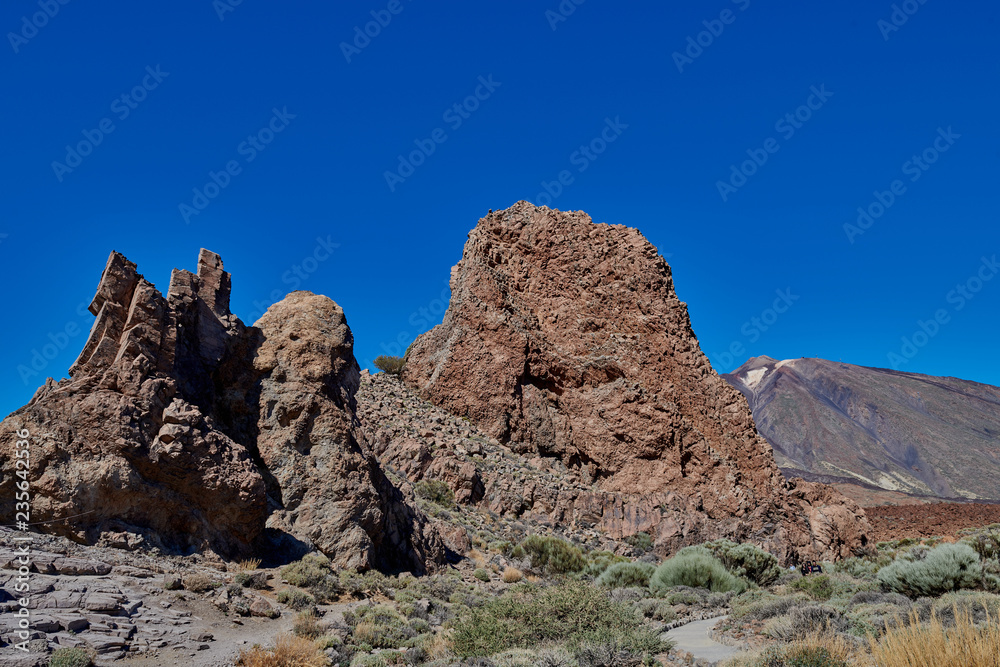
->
left=731, top=591, right=812, bottom=621
left=49, top=648, right=94, bottom=667
left=374, top=355, right=406, bottom=375
left=414, top=479, right=454, bottom=506
left=703, top=539, right=782, bottom=586
left=877, top=542, right=982, bottom=598
left=650, top=546, right=748, bottom=595
left=584, top=550, right=628, bottom=578
left=832, top=556, right=883, bottom=579
left=626, top=532, right=653, bottom=554
left=634, top=598, right=677, bottom=622
left=596, top=562, right=655, bottom=589
left=519, top=535, right=586, bottom=575
left=235, top=571, right=269, bottom=589
left=960, top=524, right=1000, bottom=561
left=450, top=581, right=665, bottom=658
left=744, top=643, right=850, bottom=667
left=277, top=588, right=316, bottom=611
left=474, top=568, right=491, bottom=582
left=279, top=553, right=343, bottom=601
left=347, top=605, right=415, bottom=648
left=791, top=574, right=836, bottom=601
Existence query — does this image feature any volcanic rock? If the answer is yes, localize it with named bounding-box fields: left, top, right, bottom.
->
left=0, top=250, right=444, bottom=571
left=402, top=202, right=870, bottom=560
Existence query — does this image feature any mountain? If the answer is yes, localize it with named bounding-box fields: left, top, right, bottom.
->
left=722, top=356, right=1000, bottom=500
left=402, top=202, right=870, bottom=560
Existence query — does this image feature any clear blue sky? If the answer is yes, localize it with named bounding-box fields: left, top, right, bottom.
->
left=2, top=0, right=998, bottom=418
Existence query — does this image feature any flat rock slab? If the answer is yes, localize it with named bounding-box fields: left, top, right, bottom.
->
left=664, top=616, right=745, bottom=666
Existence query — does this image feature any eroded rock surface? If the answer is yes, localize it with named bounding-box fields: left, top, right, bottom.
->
left=402, top=202, right=870, bottom=560
left=0, top=250, right=444, bottom=572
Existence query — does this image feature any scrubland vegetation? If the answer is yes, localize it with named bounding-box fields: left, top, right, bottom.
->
left=234, top=524, right=1000, bottom=667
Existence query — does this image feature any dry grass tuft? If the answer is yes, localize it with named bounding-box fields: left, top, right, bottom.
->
left=234, top=558, right=263, bottom=573
left=870, top=603, right=1000, bottom=667
left=502, top=567, right=523, bottom=583
left=235, top=633, right=327, bottom=667
left=468, top=549, right=488, bottom=569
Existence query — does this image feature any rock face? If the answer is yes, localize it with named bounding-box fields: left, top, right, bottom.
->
left=723, top=356, right=1000, bottom=500
left=0, top=250, right=444, bottom=571
left=403, top=202, right=870, bottom=560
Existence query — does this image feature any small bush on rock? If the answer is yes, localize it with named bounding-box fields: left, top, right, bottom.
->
left=877, top=542, right=982, bottom=598
left=415, top=479, right=454, bottom=506
left=650, top=546, right=747, bottom=595
left=374, top=355, right=406, bottom=375
left=236, top=571, right=269, bottom=589
left=49, top=648, right=94, bottom=667
left=596, top=562, right=655, bottom=589
left=183, top=573, right=218, bottom=593
left=519, top=535, right=586, bottom=575
left=277, top=589, right=316, bottom=611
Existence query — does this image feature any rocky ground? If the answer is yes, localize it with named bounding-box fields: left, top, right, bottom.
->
left=863, top=501, right=1000, bottom=542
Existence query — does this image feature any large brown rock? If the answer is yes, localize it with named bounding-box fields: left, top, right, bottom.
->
left=403, top=202, right=870, bottom=560
left=0, top=250, right=446, bottom=571
left=251, top=292, right=446, bottom=571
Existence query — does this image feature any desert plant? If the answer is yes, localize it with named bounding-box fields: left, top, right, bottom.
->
left=474, top=568, right=491, bottom=582
left=235, top=571, right=269, bottom=590
left=961, top=524, right=1000, bottom=562
left=450, top=581, right=667, bottom=658
left=277, top=589, right=316, bottom=611
left=704, top=539, right=782, bottom=586
left=292, top=610, right=323, bottom=639
left=502, top=567, right=523, bottom=583
left=877, top=542, right=983, bottom=598
left=725, top=633, right=856, bottom=667
left=374, top=355, right=406, bottom=375
left=634, top=598, right=677, bottom=622
left=182, top=573, right=218, bottom=593
left=626, top=532, right=654, bottom=554
left=235, top=633, right=328, bottom=667
left=870, top=603, right=1000, bottom=667
left=584, top=550, right=628, bottom=578
left=518, top=535, right=586, bottom=575
left=49, top=648, right=94, bottom=667
left=650, top=546, right=748, bottom=595
left=280, top=552, right=343, bottom=602
left=347, top=605, right=415, bottom=648
left=596, top=562, right=655, bottom=589
left=731, top=591, right=813, bottom=621
left=234, top=558, right=263, bottom=572
left=415, top=479, right=454, bottom=506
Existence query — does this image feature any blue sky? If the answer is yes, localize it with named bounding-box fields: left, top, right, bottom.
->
left=1, top=0, right=998, bottom=418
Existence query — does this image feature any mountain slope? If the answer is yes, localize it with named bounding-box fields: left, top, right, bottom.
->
left=723, top=356, right=1000, bottom=500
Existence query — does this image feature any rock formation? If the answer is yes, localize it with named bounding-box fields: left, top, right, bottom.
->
left=403, top=202, right=871, bottom=560
left=0, top=250, right=444, bottom=572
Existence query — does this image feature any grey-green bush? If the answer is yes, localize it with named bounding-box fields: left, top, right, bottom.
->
left=374, top=355, right=406, bottom=375
left=650, top=546, right=747, bottom=595
left=519, top=535, right=586, bottom=575
left=49, top=648, right=94, bottom=667
left=596, top=561, right=655, bottom=588
left=703, top=539, right=782, bottom=586
left=877, top=542, right=982, bottom=598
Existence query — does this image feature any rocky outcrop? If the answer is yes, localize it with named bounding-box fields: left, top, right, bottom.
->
left=402, top=202, right=870, bottom=560
left=0, top=250, right=444, bottom=571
